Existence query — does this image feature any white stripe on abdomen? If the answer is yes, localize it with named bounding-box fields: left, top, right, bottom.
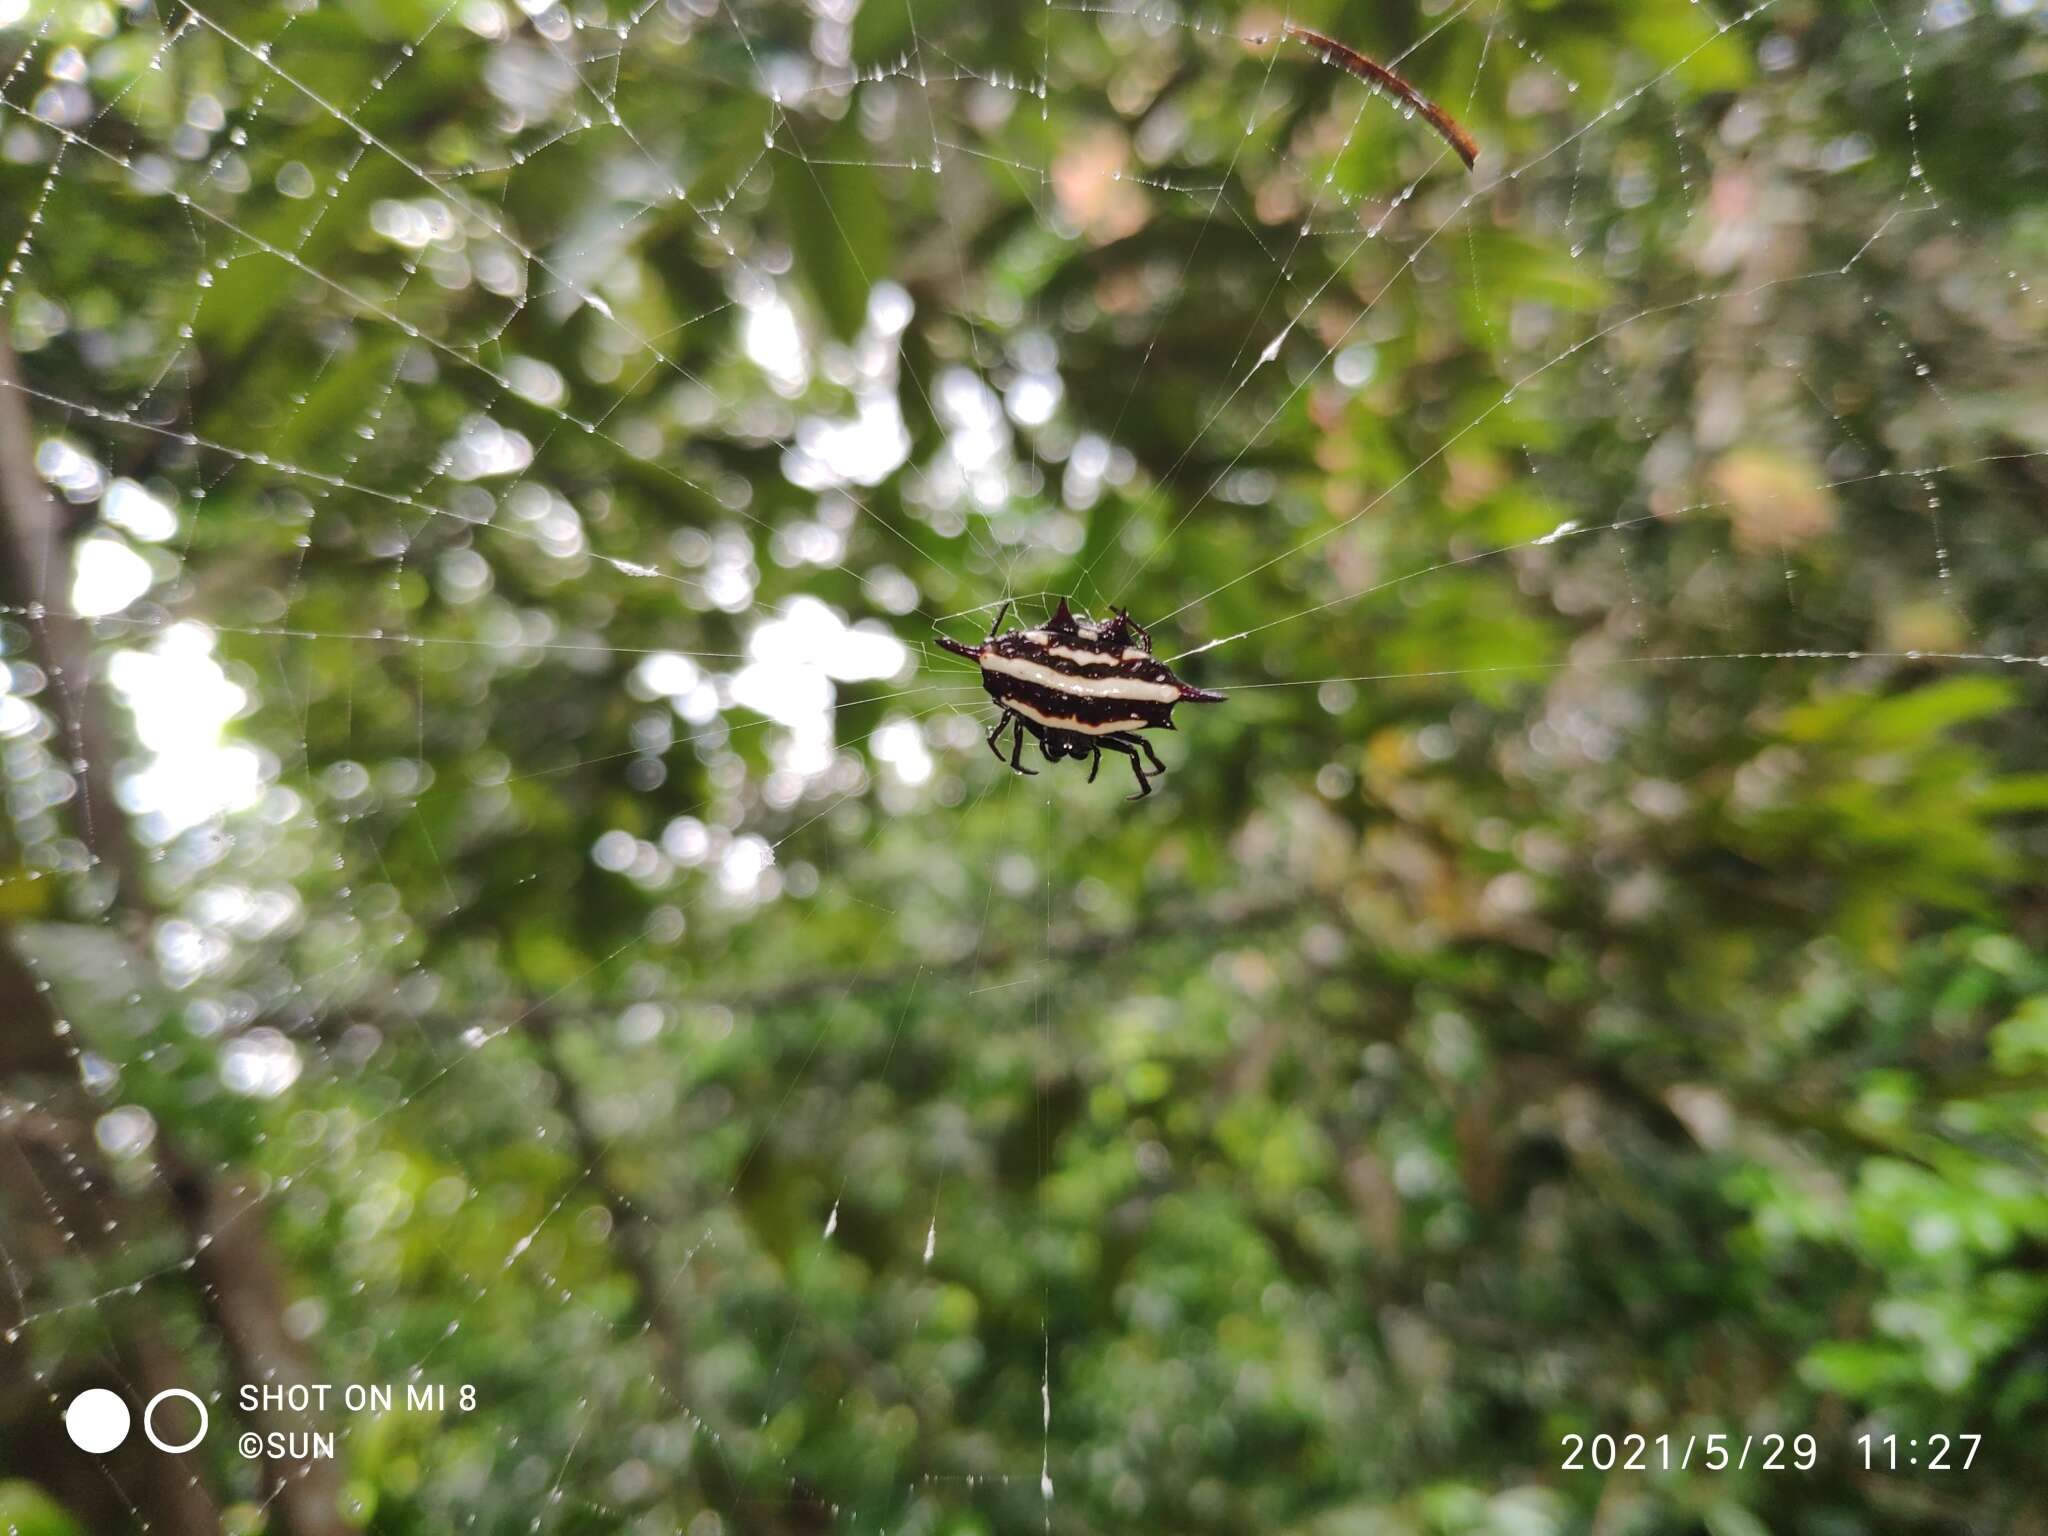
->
left=982, top=652, right=1179, bottom=703
left=1003, top=696, right=1148, bottom=736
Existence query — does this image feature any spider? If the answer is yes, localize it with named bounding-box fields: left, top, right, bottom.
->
left=937, top=598, right=1225, bottom=799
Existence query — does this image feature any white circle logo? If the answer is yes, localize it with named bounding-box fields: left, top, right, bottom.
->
left=65, top=1388, right=131, bottom=1453
left=142, top=1388, right=209, bottom=1454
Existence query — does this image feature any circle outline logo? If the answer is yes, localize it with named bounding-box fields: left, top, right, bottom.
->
left=142, top=1388, right=209, bottom=1454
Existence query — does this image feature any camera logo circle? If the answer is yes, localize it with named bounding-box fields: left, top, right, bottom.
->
left=143, top=1388, right=209, bottom=1454
left=65, top=1389, right=131, bottom=1453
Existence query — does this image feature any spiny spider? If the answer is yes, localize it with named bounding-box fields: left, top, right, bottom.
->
left=937, top=598, right=1225, bottom=799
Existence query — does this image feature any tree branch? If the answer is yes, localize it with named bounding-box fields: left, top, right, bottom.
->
left=300, top=890, right=1316, bottom=1044
left=0, top=1099, right=226, bottom=1536
left=0, top=335, right=357, bottom=1535
left=523, top=1007, right=699, bottom=1407
left=0, top=337, right=145, bottom=909
left=699, top=890, right=1311, bottom=1015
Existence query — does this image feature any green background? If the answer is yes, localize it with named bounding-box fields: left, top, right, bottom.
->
left=2, top=0, right=2046, bottom=1532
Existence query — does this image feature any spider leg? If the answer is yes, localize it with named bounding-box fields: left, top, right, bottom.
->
left=1129, top=732, right=1167, bottom=777
left=1098, top=736, right=1152, bottom=800
left=985, top=711, right=1011, bottom=762
left=985, top=599, right=1014, bottom=641
left=1086, top=746, right=1102, bottom=784
left=1008, top=714, right=1039, bottom=776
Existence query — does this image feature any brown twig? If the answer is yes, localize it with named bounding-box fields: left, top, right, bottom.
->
left=1283, top=23, right=1480, bottom=170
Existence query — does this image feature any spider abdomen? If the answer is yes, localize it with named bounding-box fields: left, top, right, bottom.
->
left=982, top=649, right=1182, bottom=727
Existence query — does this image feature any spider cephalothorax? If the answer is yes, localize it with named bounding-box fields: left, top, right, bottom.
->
left=937, top=599, right=1224, bottom=799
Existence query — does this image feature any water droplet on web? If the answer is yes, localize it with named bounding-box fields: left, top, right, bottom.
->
left=922, top=1219, right=936, bottom=1263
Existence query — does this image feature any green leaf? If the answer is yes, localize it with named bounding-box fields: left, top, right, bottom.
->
left=775, top=124, right=894, bottom=343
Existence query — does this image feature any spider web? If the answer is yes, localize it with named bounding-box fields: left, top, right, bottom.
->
left=1, top=0, right=2044, bottom=1531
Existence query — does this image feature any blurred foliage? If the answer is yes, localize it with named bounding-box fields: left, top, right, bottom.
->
left=3, top=0, right=2047, bottom=1533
